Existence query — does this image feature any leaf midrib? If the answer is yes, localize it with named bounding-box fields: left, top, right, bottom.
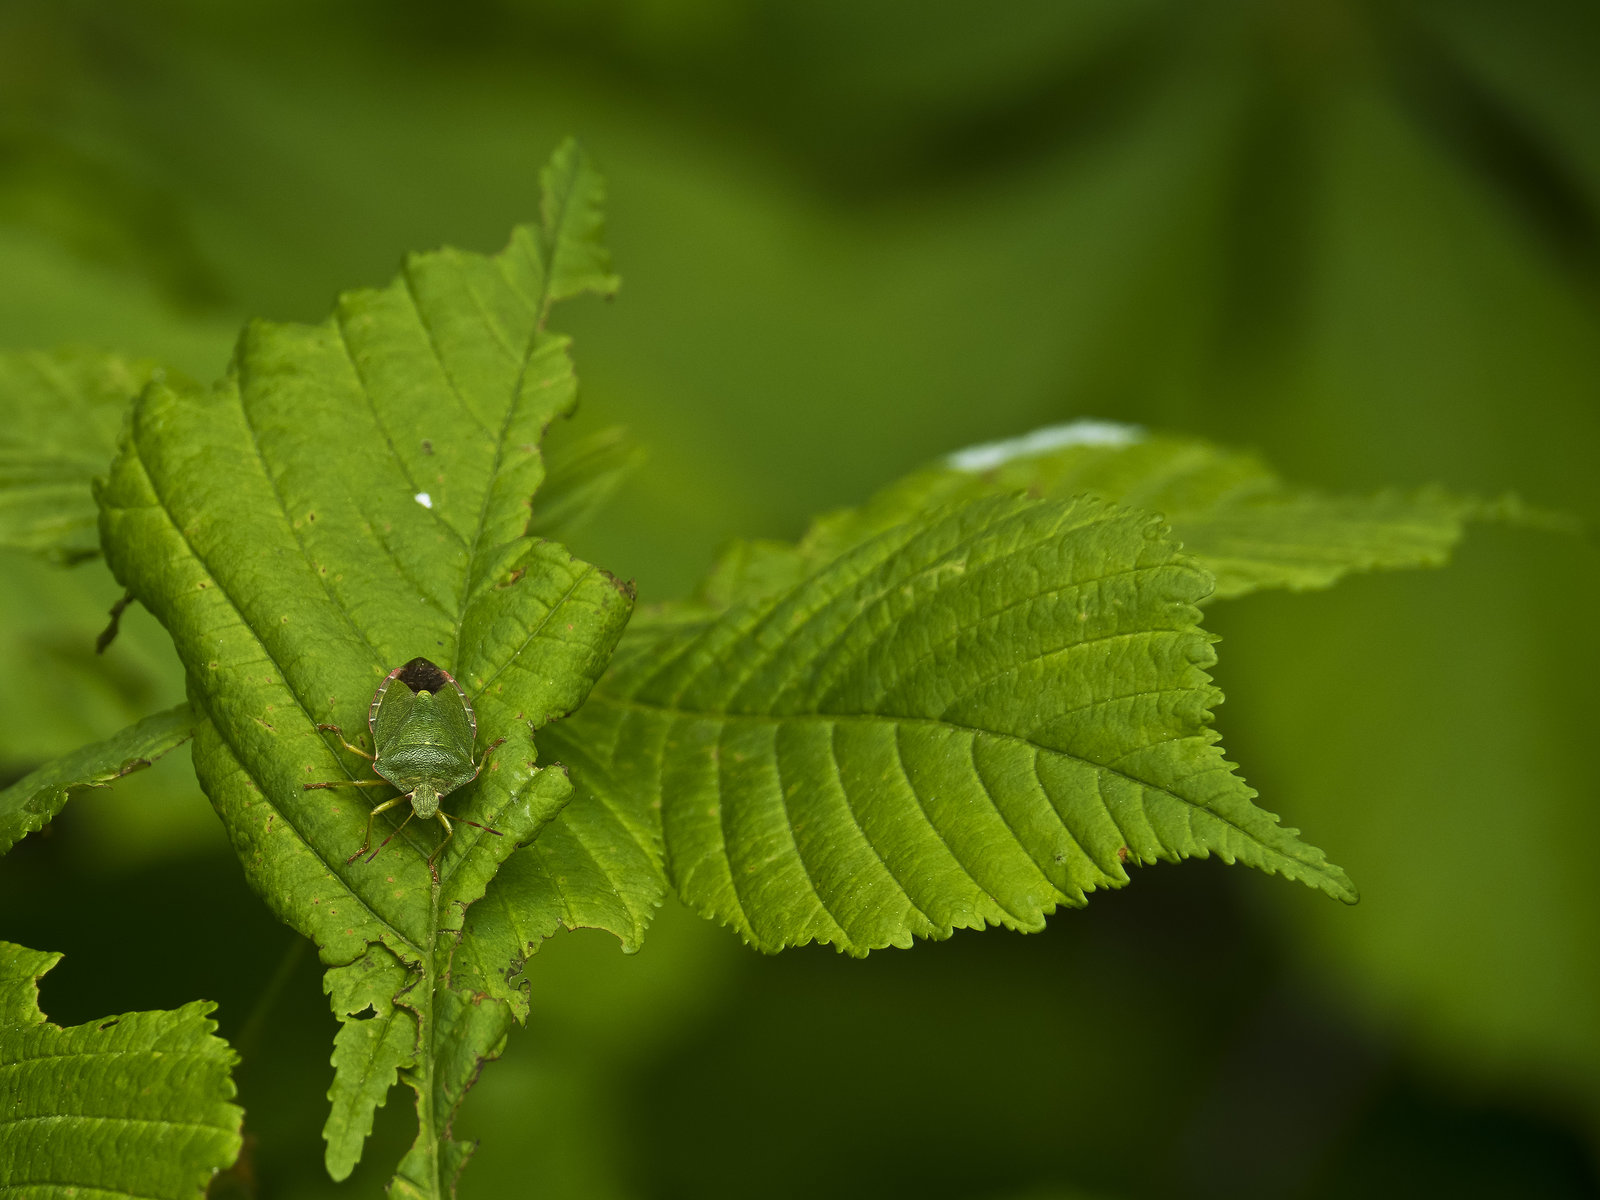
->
left=0, top=1046, right=219, bottom=1068
left=589, top=697, right=1322, bottom=875
left=460, top=209, right=568, bottom=599
left=0, top=1111, right=235, bottom=1134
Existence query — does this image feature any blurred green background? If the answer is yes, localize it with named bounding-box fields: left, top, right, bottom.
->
left=2, top=0, right=1597, bottom=1196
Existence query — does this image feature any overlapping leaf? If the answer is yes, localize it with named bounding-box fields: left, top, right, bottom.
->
left=96, top=140, right=636, bottom=1196
left=0, top=349, right=169, bottom=562
left=569, top=494, right=1354, bottom=956
left=0, top=702, right=194, bottom=854
left=699, top=422, right=1530, bottom=608
left=0, top=940, right=242, bottom=1197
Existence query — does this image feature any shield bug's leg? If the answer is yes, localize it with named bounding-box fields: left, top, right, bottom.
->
left=425, top=812, right=456, bottom=885
left=470, top=737, right=508, bottom=781
left=348, top=793, right=409, bottom=863
left=317, top=723, right=375, bottom=761
left=304, top=778, right=389, bottom=791
left=365, top=808, right=417, bottom=864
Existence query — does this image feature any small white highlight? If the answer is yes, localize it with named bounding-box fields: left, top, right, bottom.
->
left=414, top=492, right=433, bottom=509
left=944, top=420, right=1144, bottom=473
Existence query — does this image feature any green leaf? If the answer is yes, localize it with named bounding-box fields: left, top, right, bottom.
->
left=0, top=940, right=242, bottom=1197
left=96, top=139, right=635, bottom=1196
left=455, top=612, right=703, bottom=984
left=702, top=423, right=1536, bottom=607
left=0, top=349, right=171, bottom=563
left=0, top=702, right=195, bottom=854
left=455, top=717, right=668, bottom=1002
left=573, top=494, right=1354, bottom=956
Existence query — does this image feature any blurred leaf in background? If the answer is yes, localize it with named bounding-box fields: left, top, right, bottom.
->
left=0, top=0, right=1596, bottom=1196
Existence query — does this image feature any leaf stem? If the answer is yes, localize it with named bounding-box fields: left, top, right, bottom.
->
left=418, top=876, right=442, bottom=1196
left=393, top=877, right=446, bottom=1199
left=233, top=933, right=308, bottom=1064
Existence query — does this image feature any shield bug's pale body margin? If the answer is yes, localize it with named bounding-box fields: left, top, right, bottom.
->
left=305, top=656, right=506, bottom=884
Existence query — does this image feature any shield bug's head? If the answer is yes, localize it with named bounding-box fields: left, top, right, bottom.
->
left=395, top=657, right=451, bottom=694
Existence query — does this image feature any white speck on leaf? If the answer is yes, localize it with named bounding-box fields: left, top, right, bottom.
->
left=414, top=492, right=433, bottom=509
left=945, top=420, right=1144, bottom=472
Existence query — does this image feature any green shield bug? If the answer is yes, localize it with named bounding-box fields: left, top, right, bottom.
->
left=305, top=657, right=506, bottom=883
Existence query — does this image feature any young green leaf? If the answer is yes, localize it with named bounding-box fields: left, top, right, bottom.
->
left=96, top=139, right=635, bottom=1196
left=0, top=940, right=242, bottom=1197
left=0, top=349, right=171, bottom=563
left=700, top=422, right=1535, bottom=607
left=571, top=494, right=1354, bottom=956
left=0, top=701, right=194, bottom=854
left=527, top=424, right=645, bottom=540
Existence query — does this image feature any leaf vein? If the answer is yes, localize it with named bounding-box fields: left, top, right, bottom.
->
left=824, top=720, right=937, bottom=933
left=890, top=725, right=1031, bottom=926
left=769, top=724, right=853, bottom=947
